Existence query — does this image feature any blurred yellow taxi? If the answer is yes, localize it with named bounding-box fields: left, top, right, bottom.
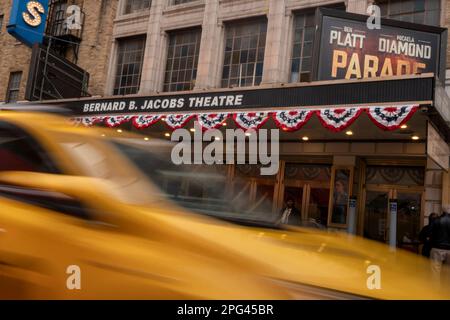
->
left=0, top=112, right=448, bottom=300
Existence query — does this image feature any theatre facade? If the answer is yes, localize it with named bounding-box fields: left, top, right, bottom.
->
left=37, top=1, right=450, bottom=250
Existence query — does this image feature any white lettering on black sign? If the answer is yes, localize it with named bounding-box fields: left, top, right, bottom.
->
left=82, top=94, right=244, bottom=114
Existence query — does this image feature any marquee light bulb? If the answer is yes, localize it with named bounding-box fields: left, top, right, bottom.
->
left=22, top=1, right=45, bottom=27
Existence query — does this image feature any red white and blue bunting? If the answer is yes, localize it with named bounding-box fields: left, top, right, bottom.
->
left=273, top=109, right=314, bottom=132
left=132, top=115, right=162, bottom=129
left=104, top=115, right=131, bottom=128
left=164, top=114, right=196, bottom=130
left=316, top=108, right=363, bottom=132
left=197, top=113, right=229, bottom=130
left=366, top=105, right=419, bottom=131
left=233, top=112, right=270, bottom=130
left=73, top=105, right=419, bottom=132
left=81, top=116, right=104, bottom=127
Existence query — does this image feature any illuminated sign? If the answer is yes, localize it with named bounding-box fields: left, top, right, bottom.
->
left=7, top=0, right=49, bottom=47
left=314, top=8, right=447, bottom=81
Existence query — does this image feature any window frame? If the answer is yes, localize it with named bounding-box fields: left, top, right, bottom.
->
left=170, top=0, right=197, bottom=6
left=375, top=0, right=442, bottom=26
left=113, top=35, right=146, bottom=96
left=121, top=0, right=152, bottom=15
left=220, top=17, right=268, bottom=89
left=0, top=14, right=4, bottom=33
left=5, top=72, right=23, bottom=103
left=289, top=8, right=317, bottom=83
left=289, top=3, right=346, bottom=84
left=163, top=27, right=202, bottom=92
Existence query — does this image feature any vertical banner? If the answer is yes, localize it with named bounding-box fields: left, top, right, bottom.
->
left=389, top=199, right=398, bottom=250
left=7, top=0, right=49, bottom=47
left=347, top=196, right=357, bottom=234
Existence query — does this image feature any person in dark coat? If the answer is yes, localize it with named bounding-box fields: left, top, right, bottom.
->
left=419, top=213, right=437, bottom=257
left=278, top=198, right=301, bottom=226
left=430, top=208, right=450, bottom=286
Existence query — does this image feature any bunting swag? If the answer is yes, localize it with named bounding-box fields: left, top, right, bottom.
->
left=366, top=105, right=419, bottom=131
left=233, top=112, right=270, bottom=130
left=197, top=113, right=229, bottom=130
left=165, top=114, right=196, bottom=130
left=273, top=110, right=314, bottom=132
left=105, top=115, right=131, bottom=128
left=132, top=115, right=162, bottom=129
left=81, top=116, right=104, bottom=127
left=316, top=108, right=363, bottom=132
left=73, top=105, right=419, bottom=132
left=70, top=118, right=82, bottom=126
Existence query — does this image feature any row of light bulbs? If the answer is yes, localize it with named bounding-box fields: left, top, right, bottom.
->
left=110, top=123, right=420, bottom=141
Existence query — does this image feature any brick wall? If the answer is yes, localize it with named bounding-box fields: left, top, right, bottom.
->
left=0, top=0, right=32, bottom=102
left=0, top=0, right=117, bottom=103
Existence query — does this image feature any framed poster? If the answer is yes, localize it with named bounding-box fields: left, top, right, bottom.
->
left=328, top=167, right=354, bottom=228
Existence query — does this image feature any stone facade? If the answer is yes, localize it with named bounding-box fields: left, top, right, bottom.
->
left=107, top=0, right=368, bottom=95
left=0, top=0, right=117, bottom=103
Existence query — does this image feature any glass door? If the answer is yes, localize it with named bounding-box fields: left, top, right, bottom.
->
left=252, top=182, right=276, bottom=220
left=396, top=191, right=422, bottom=253
left=307, top=186, right=330, bottom=227
left=281, top=186, right=304, bottom=215
left=363, top=188, right=423, bottom=248
left=279, top=184, right=330, bottom=227
left=363, top=190, right=390, bottom=243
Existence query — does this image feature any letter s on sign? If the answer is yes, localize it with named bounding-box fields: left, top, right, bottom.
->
left=22, top=1, right=45, bottom=27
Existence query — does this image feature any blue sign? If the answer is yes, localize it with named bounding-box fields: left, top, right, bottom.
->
left=7, top=0, right=49, bottom=47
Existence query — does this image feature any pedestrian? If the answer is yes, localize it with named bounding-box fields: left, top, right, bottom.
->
left=419, top=213, right=438, bottom=257
left=430, top=206, right=450, bottom=286
left=278, top=198, right=301, bottom=226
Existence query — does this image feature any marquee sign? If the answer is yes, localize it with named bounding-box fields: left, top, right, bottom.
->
left=7, top=0, right=49, bottom=47
left=314, top=8, right=447, bottom=82
left=61, top=75, right=434, bottom=117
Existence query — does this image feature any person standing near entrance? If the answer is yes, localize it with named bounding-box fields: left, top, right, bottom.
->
left=278, top=198, right=301, bottom=226
left=419, top=213, right=438, bottom=258
left=430, top=207, right=450, bottom=285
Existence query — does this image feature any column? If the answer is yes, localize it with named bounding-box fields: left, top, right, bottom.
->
left=261, top=0, right=290, bottom=85
left=425, top=158, right=444, bottom=223
left=139, top=0, right=166, bottom=94
left=195, top=0, right=223, bottom=89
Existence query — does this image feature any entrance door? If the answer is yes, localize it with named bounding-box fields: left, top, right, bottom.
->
left=252, top=181, right=276, bottom=220
left=396, top=191, right=422, bottom=253
left=280, top=183, right=330, bottom=227
left=363, top=188, right=423, bottom=248
left=363, top=189, right=390, bottom=242
left=281, top=163, right=332, bottom=227
left=280, top=186, right=304, bottom=213
left=307, top=186, right=330, bottom=227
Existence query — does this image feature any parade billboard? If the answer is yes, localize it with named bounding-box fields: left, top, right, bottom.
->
left=314, top=8, right=447, bottom=82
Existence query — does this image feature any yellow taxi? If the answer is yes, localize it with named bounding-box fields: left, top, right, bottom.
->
left=0, top=112, right=448, bottom=300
